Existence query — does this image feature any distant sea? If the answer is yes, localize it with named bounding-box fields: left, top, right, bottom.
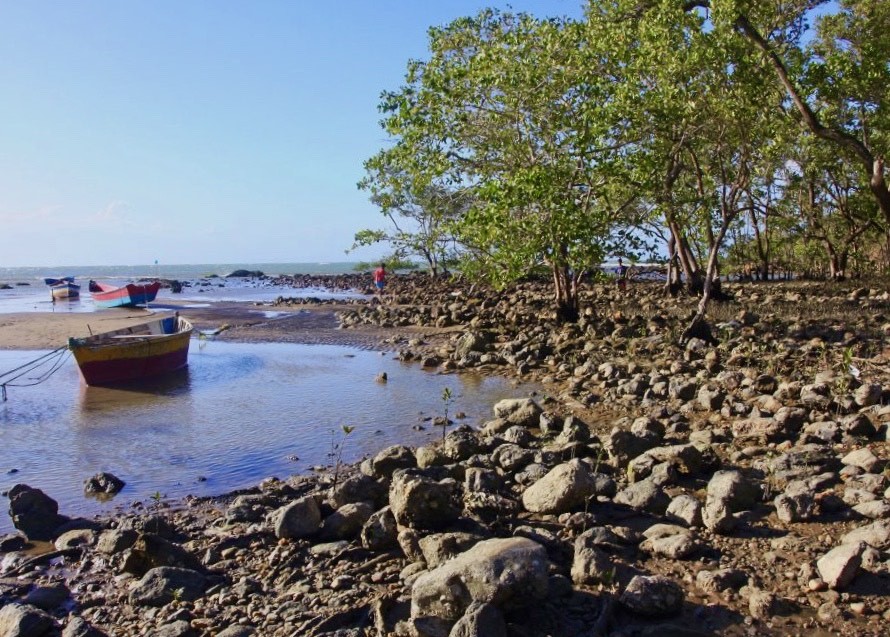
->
left=0, top=262, right=363, bottom=285
left=0, top=262, right=369, bottom=312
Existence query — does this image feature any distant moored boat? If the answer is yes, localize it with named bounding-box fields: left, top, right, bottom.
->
left=44, top=276, right=80, bottom=300
left=89, top=281, right=161, bottom=308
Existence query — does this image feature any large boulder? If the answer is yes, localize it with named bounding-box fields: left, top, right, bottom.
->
left=269, top=496, right=322, bottom=540
left=492, top=398, right=543, bottom=429
left=128, top=566, right=208, bottom=607
left=521, top=459, right=614, bottom=514
left=619, top=575, right=685, bottom=618
left=8, top=484, right=66, bottom=541
left=120, top=533, right=206, bottom=577
left=389, top=470, right=461, bottom=531
left=411, top=537, right=549, bottom=623
left=0, top=603, right=57, bottom=637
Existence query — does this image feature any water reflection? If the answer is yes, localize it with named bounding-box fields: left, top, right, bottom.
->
left=78, top=368, right=192, bottom=413
left=0, top=341, right=537, bottom=533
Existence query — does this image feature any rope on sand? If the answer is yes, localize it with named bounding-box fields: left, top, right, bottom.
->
left=0, top=346, right=71, bottom=401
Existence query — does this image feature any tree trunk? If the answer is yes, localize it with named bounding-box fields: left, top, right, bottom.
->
left=552, top=263, right=579, bottom=323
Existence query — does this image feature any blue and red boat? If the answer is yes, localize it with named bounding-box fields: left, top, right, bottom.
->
left=89, top=281, right=161, bottom=308
left=68, top=314, right=193, bottom=386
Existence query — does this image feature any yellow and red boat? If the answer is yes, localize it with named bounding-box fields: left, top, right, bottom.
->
left=68, top=314, right=193, bottom=386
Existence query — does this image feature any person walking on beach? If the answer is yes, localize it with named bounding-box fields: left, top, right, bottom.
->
left=615, top=258, right=628, bottom=292
left=373, top=263, right=386, bottom=296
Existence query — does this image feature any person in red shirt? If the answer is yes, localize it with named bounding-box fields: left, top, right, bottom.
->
left=373, top=263, right=386, bottom=295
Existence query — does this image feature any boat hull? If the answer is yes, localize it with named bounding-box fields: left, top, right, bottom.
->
left=69, top=315, right=192, bottom=386
left=50, top=283, right=81, bottom=299
left=91, top=281, right=161, bottom=308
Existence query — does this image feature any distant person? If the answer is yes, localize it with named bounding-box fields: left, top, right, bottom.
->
left=373, top=263, right=386, bottom=295
left=615, top=258, right=628, bottom=292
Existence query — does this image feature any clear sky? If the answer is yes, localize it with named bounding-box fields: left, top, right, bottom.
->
left=0, top=1, right=581, bottom=267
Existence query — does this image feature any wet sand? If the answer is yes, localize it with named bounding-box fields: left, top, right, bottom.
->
left=0, top=300, right=444, bottom=352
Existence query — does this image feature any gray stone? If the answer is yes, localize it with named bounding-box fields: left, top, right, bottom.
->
left=270, top=496, right=321, bottom=539
left=695, top=568, right=748, bottom=593
left=666, top=494, right=703, bottom=527
left=703, top=470, right=759, bottom=534
left=817, top=542, right=865, bottom=590
left=492, top=398, right=542, bottom=428
left=448, top=601, right=506, bottom=637
left=7, top=484, right=66, bottom=542
left=23, top=583, right=69, bottom=611
left=571, top=530, right=615, bottom=585
left=620, top=575, right=684, bottom=618
left=389, top=471, right=460, bottom=531
left=83, top=472, right=125, bottom=496
left=841, top=519, right=890, bottom=549
left=62, top=616, right=108, bottom=637
left=319, top=501, right=375, bottom=541
left=613, top=478, right=670, bottom=515
left=419, top=533, right=483, bottom=568
left=128, top=566, right=208, bottom=607
left=0, top=603, right=57, bottom=637
left=411, top=537, right=548, bottom=622
left=360, top=506, right=398, bottom=551
left=365, top=445, right=418, bottom=479
left=842, top=448, right=883, bottom=473
left=521, top=459, right=611, bottom=514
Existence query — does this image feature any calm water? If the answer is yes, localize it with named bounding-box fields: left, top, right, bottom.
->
left=0, top=262, right=368, bottom=313
left=0, top=341, right=535, bottom=534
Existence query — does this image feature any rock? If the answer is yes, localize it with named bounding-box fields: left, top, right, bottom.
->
left=628, top=444, right=704, bottom=481
left=95, top=529, right=138, bottom=554
left=62, top=616, right=108, bottom=637
left=319, top=501, right=375, bottom=540
left=455, top=331, right=492, bottom=358
left=329, top=474, right=387, bottom=509
left=361, top=506, right=398, bottom=551
left=7, top=484, right=66, bottom=541
left=853, top=500, right=890, bottom=519
left=419, top=532, right=483, bottom=568
left=571, top=530, right=615, bottom=585
left=619, top=575, right=685, bottom=618
left=492, top=398, right=542, bottom=428
left=148, top=620, right=196, bottom=637
left=816, top=542, right=865, bottom=590
left=365, top=445, right=418, bottom=480
left=270, top=496, right=321, bottom=539
left=0, top=603, right=57, bottom=637
left=54, top=528, right=96, bottom=550
left=521, top=460, right=612, bottom=514
left=695, top=569, right=748, bottom=593
left=83, top=472, right=125, bottom=496
left=23, top=583, right=70, bottom=611
left=702, top=470, right=759, bottom=534
left=841, top=448, right=883, bottom=473
left=128, top=566, right=208, bottom=606
left=613, top=478, right=670, bottom=515
left=748, top=588, right=779, bottom=620
left=411, top=537, right=548, bottom=623
left=666, top=494, right=703, bottom=527
left=389, top=470, right=461, bottom=531
left=774, top=483, right=818, bottom=523
left=448, top=602, right=506, bottom=637
left=640, top=529, right=698, bottom=560
left=120, top=533, right=205, bottom=577
left=0, top=534, right=27, bottom=552
left=841, top=519, right=890, bottom=549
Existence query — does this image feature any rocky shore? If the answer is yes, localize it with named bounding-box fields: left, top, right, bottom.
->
left=2, top=274, right=890, bottom=636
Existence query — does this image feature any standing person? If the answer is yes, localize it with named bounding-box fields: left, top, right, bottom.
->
left=373, top=262, right=386, bottom=295
left=616, top=258, right=628, bottom=292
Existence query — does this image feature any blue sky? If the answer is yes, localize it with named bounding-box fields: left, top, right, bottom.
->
left=0, top=1, right=581, bottom=267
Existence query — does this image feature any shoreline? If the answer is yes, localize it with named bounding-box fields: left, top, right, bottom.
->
left=2, top=275, right=890, bottom=636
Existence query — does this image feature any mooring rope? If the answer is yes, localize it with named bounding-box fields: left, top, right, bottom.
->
left=0, top=346, right=70, bottom=401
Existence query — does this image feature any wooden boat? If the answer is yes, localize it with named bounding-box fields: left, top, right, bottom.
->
left=45, top=276, right=80, bottom=299
left=89, top=281, right=161, bottom=308
left=68, top=314, right=193, bottom=386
